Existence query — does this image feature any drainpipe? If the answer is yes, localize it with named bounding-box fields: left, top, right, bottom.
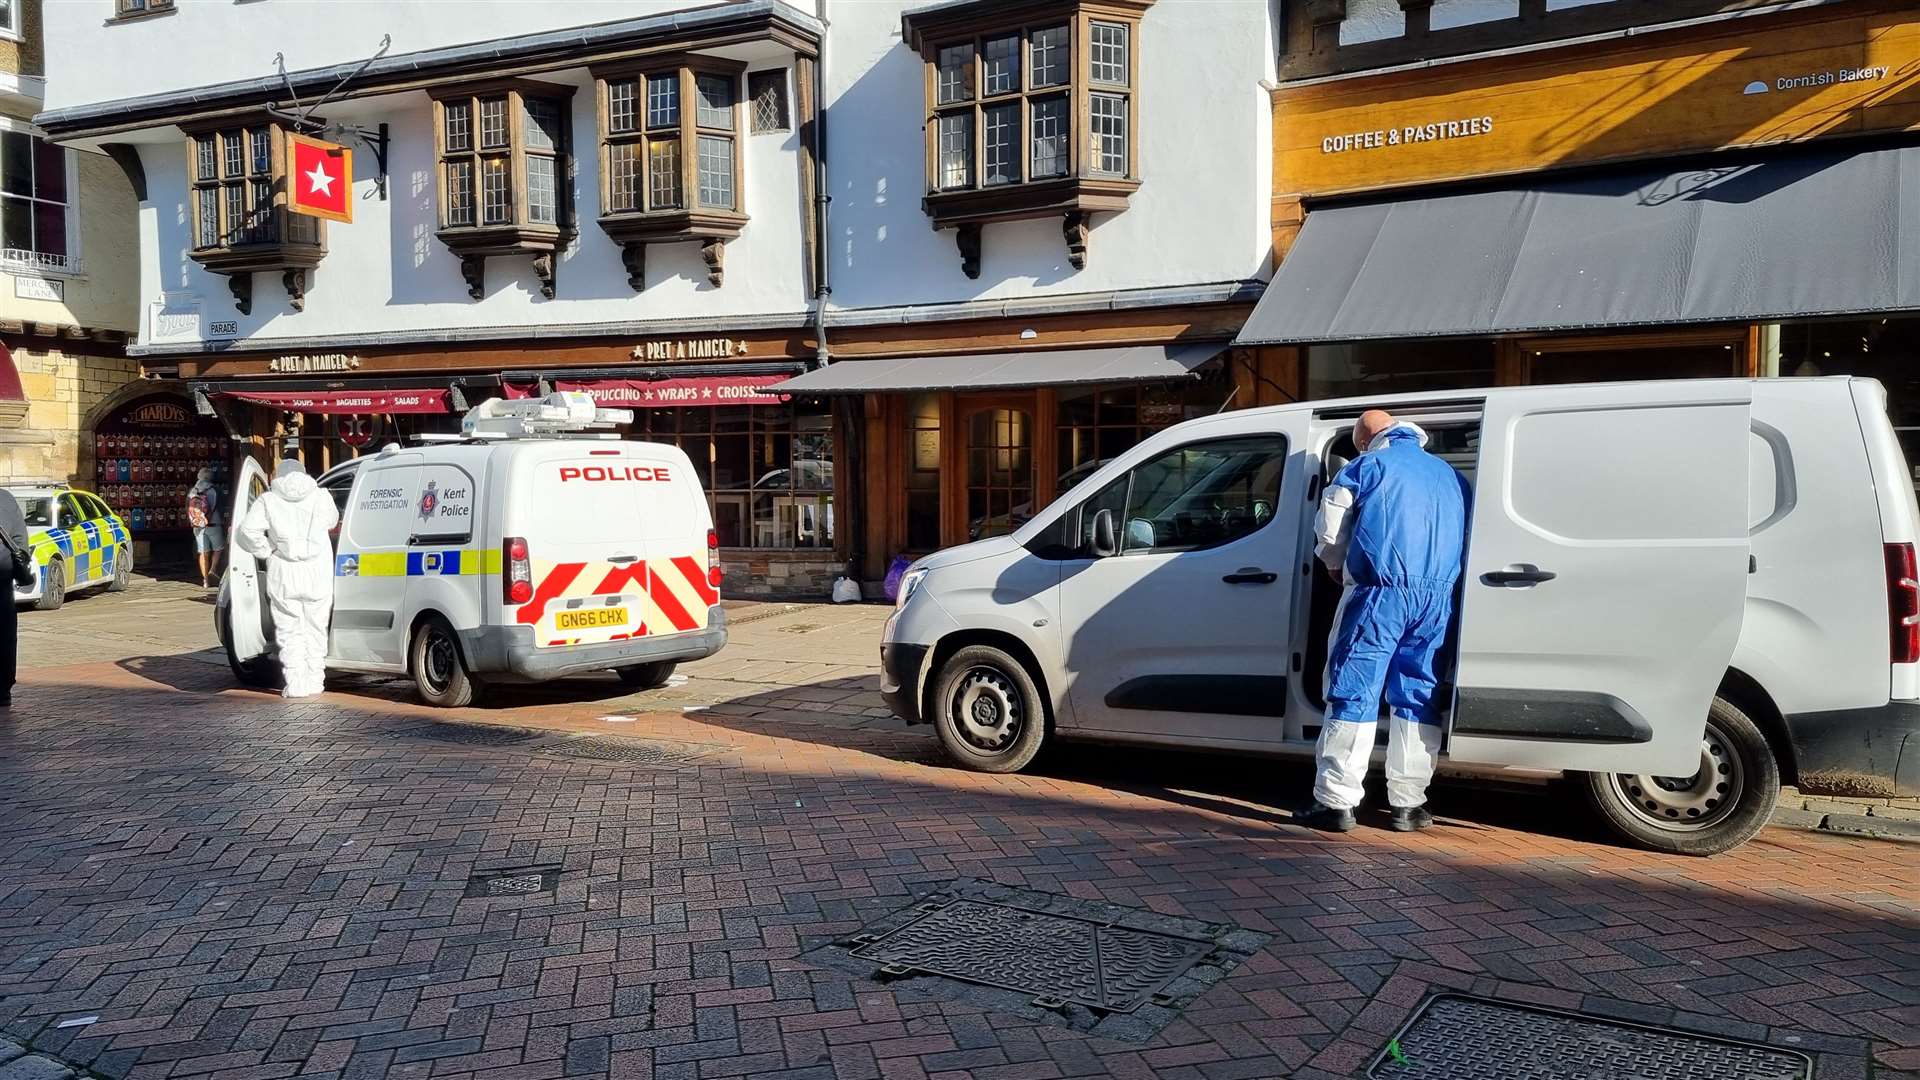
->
left=810, top=1, right=866, bottom=587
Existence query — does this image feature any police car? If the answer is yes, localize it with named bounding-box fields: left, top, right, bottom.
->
left=8, top=484, right=133, bottom=610
left=216, top=393, right=727, bottom=706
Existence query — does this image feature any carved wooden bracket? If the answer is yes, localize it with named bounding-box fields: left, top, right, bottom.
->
left=531, top=253, right=557, bottom=300
left=282, top=269, right=307, bottom=312
left=619, top=243, right=646, bottom=291
left=1062, top=212, right=1090, bottom=270
left=700, top=239, right=725, bottom=288
left=1302, top=0, right=1346, bottom=27
left=459, top=254, right=485, bottom=300
left=955, top=224, right=983, bottom=279
left=227, top=273, right=252, bottom=316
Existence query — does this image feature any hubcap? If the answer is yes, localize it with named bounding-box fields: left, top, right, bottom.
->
left=951, top=666, right=1022, bottom=752
left=1607, top=721, right=1744, bottom=832
left=424, top=631, right=457, bottom=694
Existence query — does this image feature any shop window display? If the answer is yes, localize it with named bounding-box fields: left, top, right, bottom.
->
left=1055, top=360, right=1233, bottom=498
left=1305, top=340, right=1496, bottom=400
left=636, top=401, right=833, bottom=549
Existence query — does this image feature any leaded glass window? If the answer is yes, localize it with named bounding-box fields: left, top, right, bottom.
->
left=1030, top=26, right=1068, bottom=88
left=697, top=135, right=734, bottom=209
left=983, top=103, right=1018, bottom=186
left=1089, top=22, right=1128, bottom=86
left=1089, top=93, right=1127, bottom=176
left=983, top=36, right=1020, bottom=95
left=938, top=113, right=972, bottom=190
left=937, top=44, right=973, bottom=104
left=1030, top=96, right=1067, bottom=178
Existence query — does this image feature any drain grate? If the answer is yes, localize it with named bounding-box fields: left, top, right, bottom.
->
left=536, top=736, right=721, bottom=768
left=1371, top=996, right=1813, bottom=1080
left=463, top=866, right=561, bottom=898
left=388, top=723, right=551, bottom=747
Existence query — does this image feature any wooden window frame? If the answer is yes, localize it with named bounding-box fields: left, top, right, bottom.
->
left=110, top=0, right=175, bottom=22
left=429, top=79, right=575, bottom=301
left=180, top=118, right=325, bottom=316
left=591, top=56, right=749, bottom=293
left=904, top=0, right=1151, bottom=276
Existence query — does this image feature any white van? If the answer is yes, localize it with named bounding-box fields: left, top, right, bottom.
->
left=217, top=394, right=726, bottom=706
left=881, top=377, right=1920, bottom=855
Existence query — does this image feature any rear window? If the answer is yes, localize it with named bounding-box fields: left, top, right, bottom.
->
left=536, top=453, right=702, bottom=543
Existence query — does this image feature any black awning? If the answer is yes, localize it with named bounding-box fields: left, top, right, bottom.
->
left=771, top=342, right=1224, bottom=394
left=1237, top=142, right=1920, bottom=345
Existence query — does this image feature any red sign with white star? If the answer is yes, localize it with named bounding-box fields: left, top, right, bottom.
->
left=287, top=132, right=353, bottom=224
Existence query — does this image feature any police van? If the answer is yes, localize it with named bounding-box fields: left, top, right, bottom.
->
left=217, top=393, right=726, bottom=706
left=882, top=377, right=1920, bottom=855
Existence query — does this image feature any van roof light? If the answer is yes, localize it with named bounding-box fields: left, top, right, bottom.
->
left=459, top=392, right=635, bottom=439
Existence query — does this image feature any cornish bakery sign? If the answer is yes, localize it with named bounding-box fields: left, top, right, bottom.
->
left=1321, top=115, right=1495, bottom=155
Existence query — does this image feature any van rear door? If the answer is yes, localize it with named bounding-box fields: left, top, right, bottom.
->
left=1450, top=381, right=1752, bottom=776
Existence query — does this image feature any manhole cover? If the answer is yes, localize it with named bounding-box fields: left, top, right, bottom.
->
left=463, top=867, right=560, bottom=898
left=388, top=723, right=550, bottom=747
left=1371, top=996, right=1813, bottom=1079
left=776, top=622, right=824, bottom=634
left=536, top=736, right=721, bottom=768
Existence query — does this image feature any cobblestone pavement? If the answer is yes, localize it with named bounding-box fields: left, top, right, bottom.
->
left=1, top=594, right=1917, bottom=1079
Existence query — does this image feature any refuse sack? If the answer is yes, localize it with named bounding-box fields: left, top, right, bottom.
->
left=882, top=555, right=912, bottom=603
left=831, top=576, right=861, bottom=604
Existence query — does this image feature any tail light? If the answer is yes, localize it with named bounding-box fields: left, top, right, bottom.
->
left=1887, top=543, right=1919, bottom=664
left=707, top=528, right=724, bottom=590
left=505, top=536, right=533, bottom=605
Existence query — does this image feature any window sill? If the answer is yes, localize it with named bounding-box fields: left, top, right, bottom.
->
left=922, top=175, right=1141, bottom=278
left=105, top=6, right=177, bottom=25
left=595, top=210, right=747, bottom=292
left=435, top=224, right=571, bottom=301
left=188, top=242, right=325, bottom=275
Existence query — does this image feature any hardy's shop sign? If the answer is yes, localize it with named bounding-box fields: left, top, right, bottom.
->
left=269, top=353, right=363, bottom=374
left=630, top=338, right=752, bottom=362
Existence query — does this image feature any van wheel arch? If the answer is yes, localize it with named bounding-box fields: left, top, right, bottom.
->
left=923, top=630, right=1056, bottom=736
left=1718, top=668, right=1797, bottom=787
left=407, top=609, right=476, bottom=670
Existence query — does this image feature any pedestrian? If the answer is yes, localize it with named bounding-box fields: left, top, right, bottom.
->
left=235, top=458, right=337, bottom=699
left=0, top=488, right=28, bottom=708
left=1299, top=409, right=1471, bottom=833
left=187, top=466, right=224, bottom=588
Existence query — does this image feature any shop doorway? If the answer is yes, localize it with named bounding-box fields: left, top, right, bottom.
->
left=957, top=395, right=1036, bottom=543
left=91, top=392, right=229, bottom=570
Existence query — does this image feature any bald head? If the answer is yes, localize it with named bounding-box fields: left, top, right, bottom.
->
left=1354, top=409, right=1395, bottom=452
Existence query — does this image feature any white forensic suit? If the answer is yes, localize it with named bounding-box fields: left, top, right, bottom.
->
left=237, top=460, right=339, bottom=698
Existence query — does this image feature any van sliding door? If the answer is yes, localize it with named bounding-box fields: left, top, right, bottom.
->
left=1449, top=382, right=1752, bottom=776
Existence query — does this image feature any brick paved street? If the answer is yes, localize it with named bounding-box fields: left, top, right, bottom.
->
left=0, top=588, right=1916, bottom=1079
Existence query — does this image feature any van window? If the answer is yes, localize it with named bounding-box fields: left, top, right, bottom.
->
left=347, top=463, right=422, bottom=550
left=538, top=455, right=699, bottom=544
left=1073, top=436, right=1287, bottom=555
left=413, top=463, right=477, bottom=544
left=1510, top=405, right=1747, bottom=541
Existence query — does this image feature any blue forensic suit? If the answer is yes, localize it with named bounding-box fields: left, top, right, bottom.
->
left=1311, top=423, right=1471, bottom=811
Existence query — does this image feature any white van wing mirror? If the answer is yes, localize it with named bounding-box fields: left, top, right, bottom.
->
left=1089, top=508, right=1118, bottom=558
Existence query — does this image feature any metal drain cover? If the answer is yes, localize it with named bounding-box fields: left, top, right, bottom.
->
left=1371, top=996, right=1813, bottom=1080
left=389, top=723, right=550, bottom=747
left=463, top=867, right=560, bottom=898
left=536, top=736, right=720, bottom=768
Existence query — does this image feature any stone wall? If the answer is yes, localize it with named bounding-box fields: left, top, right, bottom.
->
left=0, top=344, right=140, bottom=484
left=719, top=551, right=847, bottom=602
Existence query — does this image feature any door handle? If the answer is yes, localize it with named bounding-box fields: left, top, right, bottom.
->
left=1482, top=566, right=1557, bottom=586
left=1222, top=568, right=1278, bottom=585
left=608, top=554, right=641, bottom=565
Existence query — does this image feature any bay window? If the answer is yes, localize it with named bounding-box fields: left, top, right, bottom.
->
left=593, top=60, right=748, bottom=292
left=181, top=119, right=325, bottom=315
left=431, top=80, right=575, bottom=301
left=1, top=133, right=74, bottom=274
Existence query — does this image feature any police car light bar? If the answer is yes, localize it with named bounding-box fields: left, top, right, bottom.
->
left=459, top=392, right=636, bottom=439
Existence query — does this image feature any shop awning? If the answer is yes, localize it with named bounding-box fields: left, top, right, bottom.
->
left=1237, top=142, right=1920, bottom=345
left=218, top=388, right=452, bottom=414
left=504, top=373, right=792, bottom=408
left=772, top=342, right=1224, bottom=394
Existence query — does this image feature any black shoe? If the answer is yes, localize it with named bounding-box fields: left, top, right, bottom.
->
left=1296, top=802, right=1357, bottom=832
left=1390, top=805, right=1434, bottom=832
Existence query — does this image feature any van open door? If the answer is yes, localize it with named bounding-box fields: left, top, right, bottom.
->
left=1449, top=381, right=1752, bottom=776
left=226, top=456, right=272, bottom=663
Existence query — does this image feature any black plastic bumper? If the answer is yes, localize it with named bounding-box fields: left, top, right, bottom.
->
left=880, top=642, right=930, bottom=725
left=460, top=607, right=727, bottom=684
left=1783, top=699, right=1920, bottom=798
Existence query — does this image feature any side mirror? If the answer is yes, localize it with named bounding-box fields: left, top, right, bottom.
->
left=1089, top=508, right=1118, bottom=558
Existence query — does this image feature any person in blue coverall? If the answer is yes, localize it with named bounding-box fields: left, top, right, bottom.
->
left=1298, top=409, right=1471, bottom=834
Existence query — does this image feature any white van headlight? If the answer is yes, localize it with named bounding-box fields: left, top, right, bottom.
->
left=896, top=568, right=929, bottom=610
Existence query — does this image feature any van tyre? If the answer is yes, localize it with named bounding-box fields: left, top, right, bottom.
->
left=411, top=617, right=479, bottom=708
left=32, top=559, right=63, bottom=611
left=933, top=645, right=1047, bottom=774
left=617, top=661, right=676, bottom=689
left=1581, top=696, right=1779, bottom=857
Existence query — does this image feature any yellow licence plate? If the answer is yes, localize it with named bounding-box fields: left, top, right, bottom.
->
left=556, top=606, right=629, bottom=631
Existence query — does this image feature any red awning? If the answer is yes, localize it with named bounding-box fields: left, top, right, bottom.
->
left=219, top=389, right=451, bottom=414
left=505, top=374, right=792, bottom=408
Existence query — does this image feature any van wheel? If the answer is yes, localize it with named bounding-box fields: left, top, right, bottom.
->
left=32, top=559, right=63, bottom=611
left=932, top=645, right=1047, bottom=774
left=1580, top=696, right=1779, bottom=856
left=617, top=661, right=676, bottom=689
left=411, top=617, right=478, bottom=708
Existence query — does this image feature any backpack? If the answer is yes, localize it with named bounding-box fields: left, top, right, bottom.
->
left=187, top=491, right=211, bottom=529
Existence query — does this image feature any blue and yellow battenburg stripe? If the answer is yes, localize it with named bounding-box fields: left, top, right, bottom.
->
left=335, top=548, right=505, bottom=578
left=28, top=515, right=129, bottom=587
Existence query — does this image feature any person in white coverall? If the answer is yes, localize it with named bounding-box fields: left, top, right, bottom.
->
left=1298, top=409, right=1470, bottom=834
left=236, top=458, right=338, bottom=698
